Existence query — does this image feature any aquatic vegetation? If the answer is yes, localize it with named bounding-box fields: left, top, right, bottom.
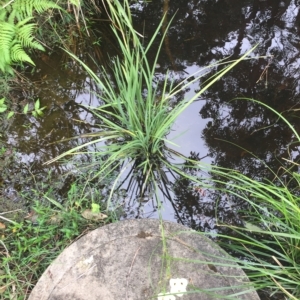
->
left=194, top=100, right=300, bottom=299
left=163, top=152, right=300, bottom=299
left=0, top=178, right=114, bottom=299
left=208, top=166, right=300, bottom=299
left=45, top=0, right=256, bottom=205
left=3, top=1, right=298, bottom=298
left=45, top=0, right=300, bottom=298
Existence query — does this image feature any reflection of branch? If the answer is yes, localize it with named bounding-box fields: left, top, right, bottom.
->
left=250, top=115, right=281, bottom=135
left=153, top=168, right=185, bottom=224
left=167, top=194, right=185, bottom=225
left=256, top=56, right=274, bottom=88
left=115, top=161, right=135, bottom=190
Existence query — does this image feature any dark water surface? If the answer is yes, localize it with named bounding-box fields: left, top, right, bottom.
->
left=2, top=0, right=300, bottom=235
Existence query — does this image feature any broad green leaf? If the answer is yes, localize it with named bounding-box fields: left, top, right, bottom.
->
left=32, top=111, right=37, bottom=118
left=23, top=103, right=29, bottom=114
left=81, top=209, right=107, bottom=221
left=0, top=106, right=7, bottom=113
left=34, top=99, right=40, bottom=110
left=36, top=109, right=44, bottom=116
left=0, top=98, right=7, bottom=112
left=7, top=111, right=14, bottom=119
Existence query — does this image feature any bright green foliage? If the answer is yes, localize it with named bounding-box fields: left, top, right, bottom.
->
left=45, top=0, right=256, bottom=208
left=0, top=98, right=46, bottom=118
left=21, top=99, right=47, bottom=117
left=0, top=0, right=61, bottom=73
left=208, top=167, right=300, bottom=299
left=31, top=98, right=46, bottom=117
left=0, top=179, right=113, bottom=299
left=91, top=203, right=100, bottom=213
left=0, top=97, right=7, bottom=112
left=6, top=0, right=61, bottom=21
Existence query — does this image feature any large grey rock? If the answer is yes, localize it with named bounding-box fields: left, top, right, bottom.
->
left=29, top=219, right=260, bottom=300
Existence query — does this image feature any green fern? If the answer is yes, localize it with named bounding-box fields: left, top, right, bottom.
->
left=16, top=17, right=44, bottom=50
left=10, top=42, right=35, bottom=65
left=0, top=0, right=61, bottom=74
left=0, top=20, right=15, bottom=72
left=9, top=0, right=61, bottom=21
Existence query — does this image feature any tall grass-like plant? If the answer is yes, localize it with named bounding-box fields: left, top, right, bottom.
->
left=205, top=166, right=300, bottom=299
left=189, top=99, right=300, bottom=299
left=166, top=147, right=300, bottom=298
left=43, top=2, right=300, bottom=298
left=45, top=0, right=257, bottom=203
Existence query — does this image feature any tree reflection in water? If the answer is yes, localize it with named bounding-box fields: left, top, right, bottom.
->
left=3, top=1, right=300, bottom=240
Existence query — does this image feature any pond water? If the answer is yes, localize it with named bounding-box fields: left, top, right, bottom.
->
left=1, top=0, right=300, bottom=234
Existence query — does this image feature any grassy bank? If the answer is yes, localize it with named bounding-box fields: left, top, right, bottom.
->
left=210, top=154, right=300, bottom=299
left=0, top=172, right=116, bottom=299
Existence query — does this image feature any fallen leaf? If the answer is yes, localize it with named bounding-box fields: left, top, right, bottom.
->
left=49, top=214, right=63, bottom=225
left=244, top=222, right=263, bottom=232
left=0, top=285, right=6, bottom=294
left=0, top=222, right=5, bottom=230
left=81, top=209, right=107, bottom=221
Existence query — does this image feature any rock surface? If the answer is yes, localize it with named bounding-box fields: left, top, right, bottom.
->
left=29, top=219, right=260, bottom=300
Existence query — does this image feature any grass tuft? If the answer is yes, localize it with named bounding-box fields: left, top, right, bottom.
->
left=44, top=0, right=258, bottom=208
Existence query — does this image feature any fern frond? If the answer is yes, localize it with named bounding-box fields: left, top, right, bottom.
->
left=0, top=9, right=7, bottom=21
left=15, top=17, right=44, bottom=50
left=15, top=15, right=34, bottom=27
left=0, top=20, right=15, bottom=72
left=10, top=43, right=35, bottom=65
left=10, top=0, right=61, bottom=21
left=0, top=0, right=61, bottom=73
